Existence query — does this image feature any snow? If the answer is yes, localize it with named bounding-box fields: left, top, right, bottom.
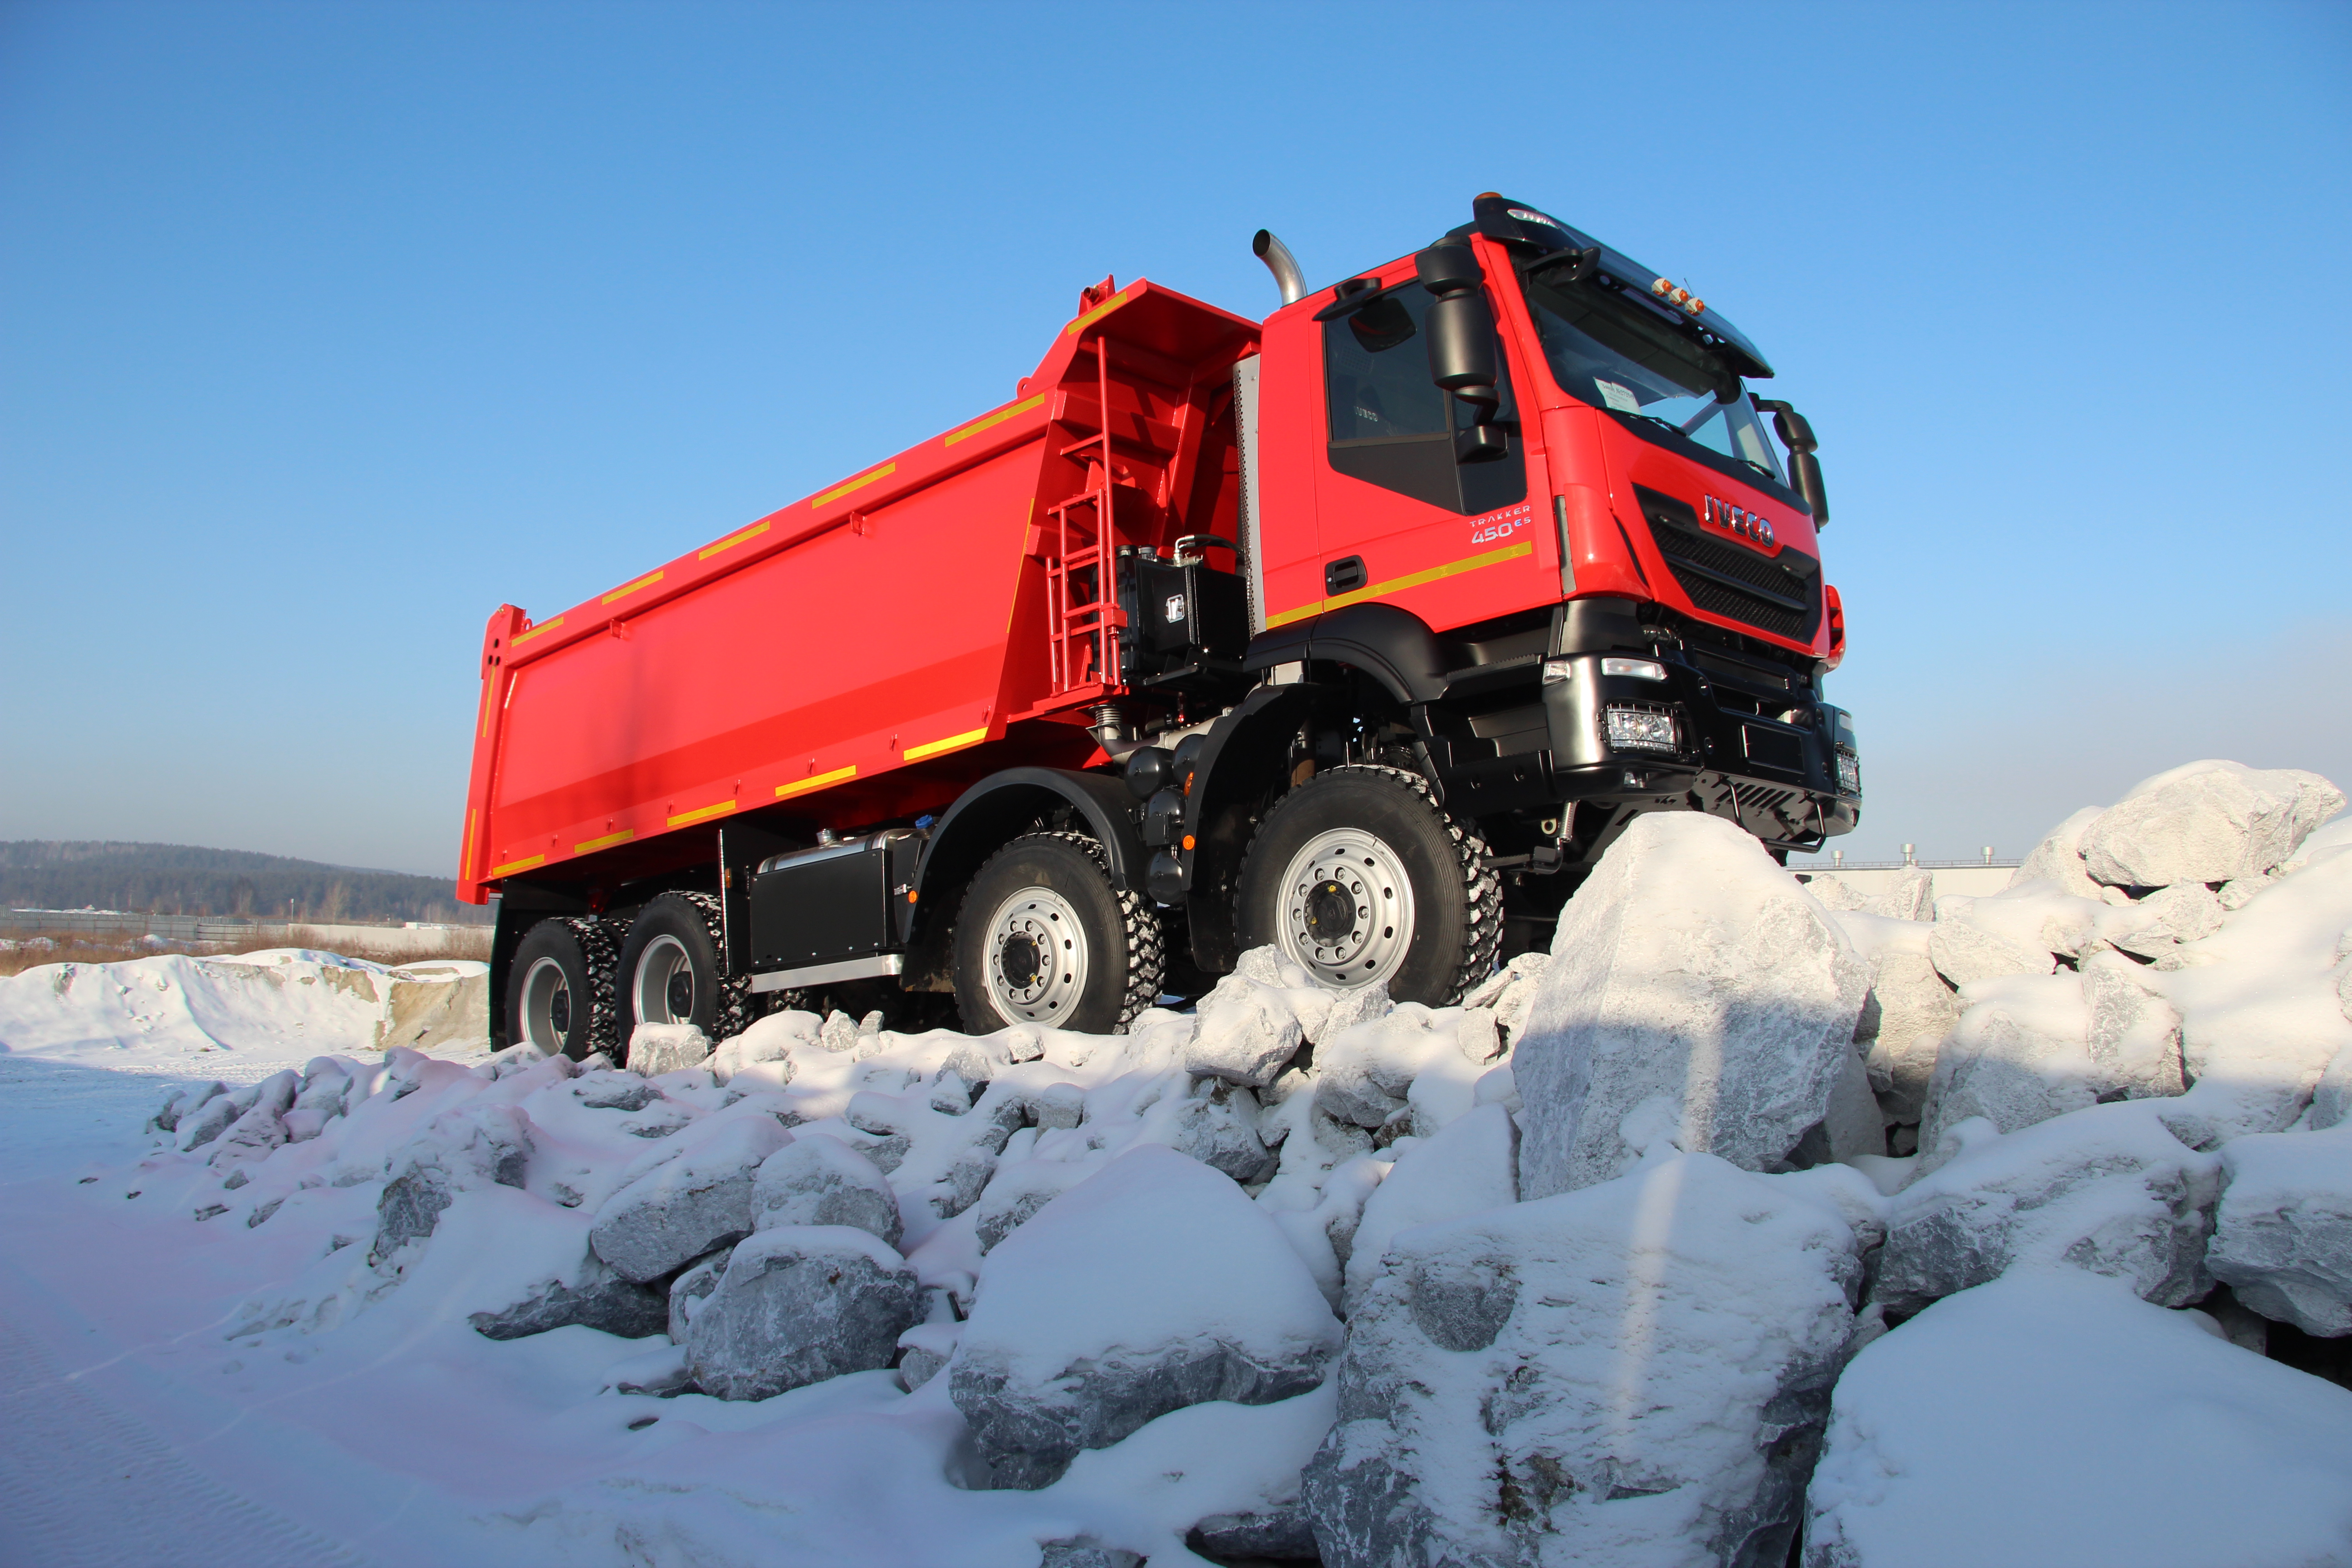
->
left=3, top=764, right=2349, bottom=1564
left=1804, top=1271, right=2352, bottom=1568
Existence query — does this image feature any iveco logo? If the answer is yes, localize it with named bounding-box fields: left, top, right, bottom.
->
left=1704, top=495, right=1775, bottom=549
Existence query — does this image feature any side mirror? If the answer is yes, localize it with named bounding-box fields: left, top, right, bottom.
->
left=1415, top=242, right=1504, bottom=463
left=1754, top=398, right=1830, bottom=526
left=1788, top=451, right=1829, bottom=526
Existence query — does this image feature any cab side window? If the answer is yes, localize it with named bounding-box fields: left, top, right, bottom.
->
left=1322, top=280, right=1525, bottom=514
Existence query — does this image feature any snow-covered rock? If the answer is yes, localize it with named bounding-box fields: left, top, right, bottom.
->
left=1341, top=1102, right=1516, bottom=1315
left=2079, top=760, right=2344, bottom=889
left=1803, top=1270, right=2352, bottom=1568
left=666, top=1245, right=730, bottom=1343
left=2079, top=954, right=2185, bottom=1099
left=1304, top=1152, right=1867, bottom=1568
left=948, top=1145, right=1341, bottom=1489
left=1186, top=969, right=1305, bottom=1088
left=896, top=1319, right=959, bottom=1391
left=2206, top=1123, right=2352, bottom=1336
left=207, top=1068, right=299, bottom=1166
left=970, top=1160, right=1094, bottom=1254
left=1925, top=917, right=2052, bottom=986
left=749, top=1133, right=902, bottom=1248
left=1312, top=1005, right=1454, bottom=1132
left=625, top=1023, right=711, bottom=1077
left=2008, top=805, right=2107, bottom=901
left=469, top=1249, right=667, bottom=1341
left=1514, top=812, right=1870, bottom=1198
left=1460, top=951, right=1549, bottom=1042
left=1855, top=948, right=1961, bottom=1128
left=1162, top=1077, right=1277, bottom=1183
left=2134, top=879, right=2225, bottom=945
left=373, top=1103, right=534, bottom=1258
left=1915, top=972, right=2097, bottom=1165
left=1875, top=1102, right=2220, bottom=1317
left=2313, top=1039, right=2352, bottom=1132
left=588, top=1114, right=791, bottom=1282
left=681, top=1225, right=922, bottom=1401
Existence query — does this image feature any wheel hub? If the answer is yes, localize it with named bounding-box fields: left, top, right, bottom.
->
left=633, top=934, right=697, bottom=1027
left=984, top=887, right=1091, bottom=1025
left=520, top=955, right=574, bottom=1054
left=1279, top=829, right=1415, bottom=989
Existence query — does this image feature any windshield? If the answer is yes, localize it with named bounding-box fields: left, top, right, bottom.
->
left=1519, top=269, right=1787, bottom=488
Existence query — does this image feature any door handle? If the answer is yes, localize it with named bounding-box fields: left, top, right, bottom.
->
left=1325, top=556, right=1366, bottom=595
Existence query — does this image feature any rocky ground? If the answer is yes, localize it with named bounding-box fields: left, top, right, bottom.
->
left=4, top=757, right=2349, bottom=1567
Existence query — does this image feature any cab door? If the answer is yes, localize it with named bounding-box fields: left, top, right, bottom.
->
left=1296, top=265, right=1541, bottom=633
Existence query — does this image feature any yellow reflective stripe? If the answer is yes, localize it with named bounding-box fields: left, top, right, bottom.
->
left=601, top=569, right=663, bottom=605
left=666, top=798, right=738, bottom=828
left=489, top=853, right=545, bottom=878
left=510, top=615, right=564, bottom=646
left=904, top=726, right=988, bottom=762
left=574, top=829, right=635, bottom=854
left=776, top=764, right=858, bottom=799
left=1063, top=286, right=1135, bottom=335
left=475, top=681, right=495, bottom=738
left=945, top=392, right=1049, bottom=447
left=1264, top=542, right=1535, bottom=629
left=700, top=519, right=770, bottom=559
left=462, top=809, right=478, bottom=875
left=811, top=462, right=896, bottom=509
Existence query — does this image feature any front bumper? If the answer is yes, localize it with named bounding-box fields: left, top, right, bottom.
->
left=1437, top=650, right=1861, bottom=851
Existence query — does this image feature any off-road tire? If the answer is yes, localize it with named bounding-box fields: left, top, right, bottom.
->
left=616, top=892, right=760, bottom=1048
left=951, top=832, right=1164, bottom=1036
left=1233, top=764, right=1502, bottom=1006
left=509, top=917, right=617, bottom=1060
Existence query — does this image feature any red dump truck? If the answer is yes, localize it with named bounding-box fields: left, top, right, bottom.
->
left=458, top=193, right=1859, bottom=1056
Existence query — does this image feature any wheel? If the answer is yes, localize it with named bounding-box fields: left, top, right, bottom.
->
left=1234, top=764, right=1502, bottom=1006
left=509, top=919, right=592, bottom=1058
left=617, top=892, right=755, bottom=1043
left=951, top=832, right=1164, bottom=1035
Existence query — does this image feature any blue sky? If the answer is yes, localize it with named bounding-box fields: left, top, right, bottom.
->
left=3, top=1, right=2346, bottom=877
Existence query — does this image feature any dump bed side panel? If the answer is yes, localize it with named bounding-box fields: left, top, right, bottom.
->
left=475, top=445, right=1044, bottom=890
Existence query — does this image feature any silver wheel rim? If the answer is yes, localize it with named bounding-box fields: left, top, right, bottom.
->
left=1276, top=828, right=1416, bottom=989
left=520, top=955, right=573, bottom=1054
left=983, top=885, right=1091, bottom=1026
left=632, top=933, right=696, bottom=1027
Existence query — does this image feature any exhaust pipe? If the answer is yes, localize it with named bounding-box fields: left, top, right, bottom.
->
left=1253, top=229, right=1305, bottom=306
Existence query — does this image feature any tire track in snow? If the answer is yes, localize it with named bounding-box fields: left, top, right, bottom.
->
left=0, top=1308, right=375, bottom=1568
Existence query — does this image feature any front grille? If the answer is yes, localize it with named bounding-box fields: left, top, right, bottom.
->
left=1636, top=489, right=1822, bottom=643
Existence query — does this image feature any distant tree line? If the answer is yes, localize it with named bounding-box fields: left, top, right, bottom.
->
left=0, top=842, right=490, bottom=926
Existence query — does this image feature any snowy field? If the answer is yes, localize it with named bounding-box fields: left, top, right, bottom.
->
left=1, top=760, right=2348, bottom=1568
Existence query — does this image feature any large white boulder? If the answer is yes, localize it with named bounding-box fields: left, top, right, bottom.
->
left=1875, top=1102, right=2220, bottom=1317
left=947, top=1145, right=1341, bottom=1489
left=1342, top=1102, right=1517, bottom=1316
left=681, top=1225, right=922, bottom=1401
left=2206, top=1123, right=2352, bottom=1336
left=1303, top=1152, right=1868, bottom=1568
left=2079, top=954, right=2186, bottom=1099
left=625, top=1022, right=712, bottom=1077
left=1803, top=1271, right=2352, bottom=1568
left=1837, top=915, right=1963, bottom=1131
left=588, top=1113, right=791, bottom=1283
left=1925, top=918, right=2053, bottom=988
left=2007, top=805, right=2106, bottom=901
left=1915, top=973, right=2098, bottom=1166
left=749, top=1134, right=902, bottom=1249
left=2078, top=760, right=2344, bottom=889
left=2162, top=842, right=2352, bottom=1139
left=1514, top=813, right=1870, bottom=1198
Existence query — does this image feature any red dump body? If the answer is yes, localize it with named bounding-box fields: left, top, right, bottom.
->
left=458, top=282, right=1259, bottom=904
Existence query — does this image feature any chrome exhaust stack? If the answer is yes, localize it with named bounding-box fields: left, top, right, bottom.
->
left=1253, top=230, right=1306, bottom=306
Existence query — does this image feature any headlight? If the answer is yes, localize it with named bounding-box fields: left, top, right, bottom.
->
left=1836, top=746, right=1862, bottom=795
left=1601, top=657, right=1668, bottom=681
left=1603, top=704, right=1680, bottom=754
